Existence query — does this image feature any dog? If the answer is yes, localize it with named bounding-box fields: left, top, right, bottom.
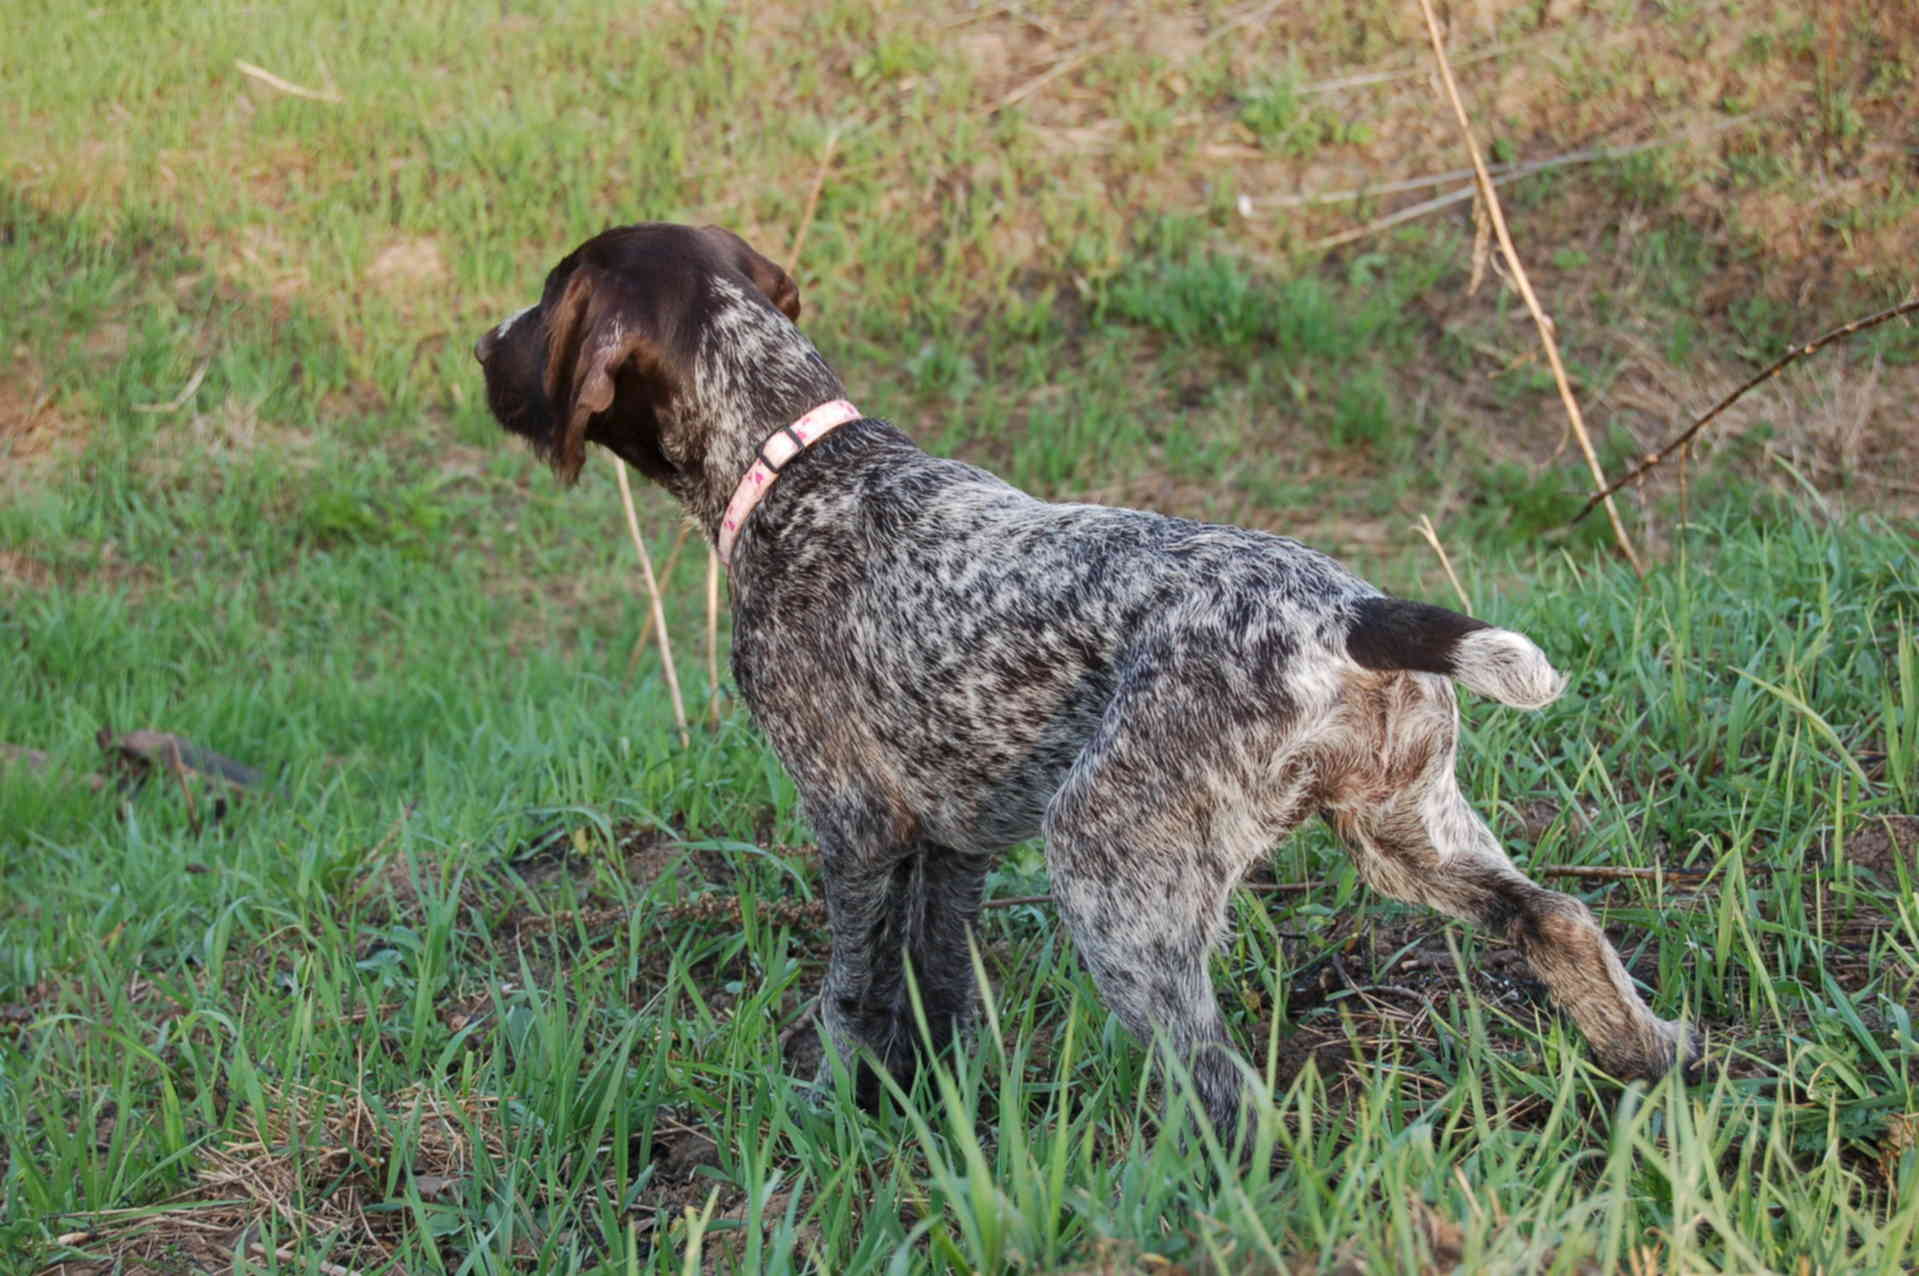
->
left=475, top=222, right=1696, bottom=1138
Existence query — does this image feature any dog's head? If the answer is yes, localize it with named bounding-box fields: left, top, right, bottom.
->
left=474, top=223, right=803, bottom=486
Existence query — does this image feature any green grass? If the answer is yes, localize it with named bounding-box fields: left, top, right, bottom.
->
left=4, top=0, right=1918, bottom=1269
left=4, top=491, right=1915, bottom=1271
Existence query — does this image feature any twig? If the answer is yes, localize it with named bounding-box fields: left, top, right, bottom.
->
left=162, top=736, right=201, bottom=837
left=1414, top=0, right=1644, bottom=576
left=705, top=550, right=723, bottom=728
left=626, top=522, right=692, bottom=684
left=1310, top=182, right=1483, bottom=251
left=783, top=128, right=840, bottom=287
left=1536, top=865, right=1711, bottom=882
left=611, top=458, right=690, bottom=747
left=1271, top=135, right=1674, bottom=213
left=980, top=893, right=1054, bottom=910
left=1412, top=514, right=1472, bottom=612
left=131, top=361, right=210, bottom=414
left=982, top=881, right=1313, bottom=910
left=1294, top=37, right=1525, bottom=95
left=1570, top=297, right=1919, bottom=524
left=988, top=46, right=1097, bottom=113
left=1200, top=0, right=1287, bottom=50
left=234, top=60, right=343, bottom=104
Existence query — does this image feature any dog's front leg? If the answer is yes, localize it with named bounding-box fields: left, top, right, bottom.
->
left=812, top=819, right=991, bottom=1107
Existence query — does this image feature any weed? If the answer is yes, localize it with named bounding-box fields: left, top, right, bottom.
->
left=1239, top=75, right=1371, bottom=156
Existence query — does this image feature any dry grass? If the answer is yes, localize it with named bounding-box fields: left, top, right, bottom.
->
left=47, top=1083, right=514, bottom=1273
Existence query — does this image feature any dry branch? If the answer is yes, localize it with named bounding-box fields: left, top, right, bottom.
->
left=1413, top=514, right=1472, bottom=612
left=1571, top=296, right=1919, bottom=524
left=987, top=47, right=1098, bottom=113
left=626, top=521, right=693, bottom=683
left=611, top=458, right=690, bottom=747
left=131, top=360, right=210, bottom=414
left=1537, top=865, right=1711, bottom=883
left=1413, top=0, right=1644, bottom=575
left=983, top=881, right=1313, bottom=911
left=1278, top=135, right=1675, bottom=216
left=234, top=59, right=343, bottom=103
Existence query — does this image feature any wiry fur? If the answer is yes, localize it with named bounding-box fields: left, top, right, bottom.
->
left=475, top=223, right=1698, bottom=1139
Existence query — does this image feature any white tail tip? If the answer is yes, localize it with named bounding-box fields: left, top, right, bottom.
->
left=1451, top=628, right=1567, bottom=708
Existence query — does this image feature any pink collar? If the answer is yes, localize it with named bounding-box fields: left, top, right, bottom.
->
left=716, top=399, right=863, bottom=565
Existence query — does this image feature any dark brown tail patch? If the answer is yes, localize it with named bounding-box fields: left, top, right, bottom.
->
left=1345, top=597, right=1489, bottom=677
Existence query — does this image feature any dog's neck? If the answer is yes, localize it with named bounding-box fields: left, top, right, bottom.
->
left=668, top=278, right=849, bottom=540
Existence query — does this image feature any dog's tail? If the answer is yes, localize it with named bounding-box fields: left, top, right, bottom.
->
left=1344, top=596, right=1566, bottom=709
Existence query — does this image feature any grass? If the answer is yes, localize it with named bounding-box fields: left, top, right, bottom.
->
left=3, top=500, right=1915, bottom=1272
left=3, top=0, right=1917, bottom=1270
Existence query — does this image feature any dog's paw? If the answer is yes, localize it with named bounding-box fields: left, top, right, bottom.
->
left=1672, top=1023, right=1707, bottom=1085
left=1620, top=1018, right=1704, bottom=1083
left=1594, top=1017, right=1703, bottom=1085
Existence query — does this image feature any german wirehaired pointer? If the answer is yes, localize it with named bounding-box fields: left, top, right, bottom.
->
left=475, top=222, right=1695, bottom=1137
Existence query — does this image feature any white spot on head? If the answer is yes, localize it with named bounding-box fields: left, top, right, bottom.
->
left=495, top=303, right=537, bottom=339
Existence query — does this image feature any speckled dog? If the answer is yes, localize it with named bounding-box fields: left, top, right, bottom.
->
left=475, top=222, right=1696, bottom=1137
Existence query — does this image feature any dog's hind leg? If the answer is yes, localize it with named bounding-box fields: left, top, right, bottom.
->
left=1041, top=669, right=1316, bottom=1142
left=810, top=801, right=992, bottom=1106
left=1323, top=676, right=1695, bottom=1080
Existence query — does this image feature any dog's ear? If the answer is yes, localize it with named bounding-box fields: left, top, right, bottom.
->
left=701, top=225, right=802, bottom=320
left=541, top=266, right=674, bottom=484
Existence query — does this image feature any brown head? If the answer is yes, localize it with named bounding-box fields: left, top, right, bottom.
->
left=473, top=223, right=809, bottom=495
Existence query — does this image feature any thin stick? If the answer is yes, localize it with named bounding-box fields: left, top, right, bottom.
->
left=234, top=60, right=343, bottom=104
left=982, top=882, right=1313, bottom=910
left=163, top=737, right=201, bottom=836
left=1570, top=296, right=1919, bottom=524
left=1413, top=0, right=1644, bottom=576
left=1537, top=865, right=1710, bottom=882
left=1413, top=514, right=1472, bottom=611
left=1199, top=0, right=1287, bottom=51
left=979, top=894, right=1054, bottom=910
left=700, top=545, right=722, bottom=717
left=611, top=458, right=690, bottom=747
left=1310, top=183, right=1482, bottom=251
left=1271, top=134, right=1676, bottom=213
left=704, top=551, right=723, bottom=727
left=131, top=360, right=210, bottom=413
left=987, top=47, right=1096, bottom=113
left=626, top=522, right=692, bottom=683
left=784, top=128, right=840, bottom=287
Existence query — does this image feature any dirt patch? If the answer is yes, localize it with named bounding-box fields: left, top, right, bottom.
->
left=367, top=235, right=450, bottom=296
left=0, top=353, right=80, bottom=474
left=1845, top=814, right=1919, bottom=887
left=1266, top=908, right=1562, bottom=1101
left=0, top=549, right=55, bottom=590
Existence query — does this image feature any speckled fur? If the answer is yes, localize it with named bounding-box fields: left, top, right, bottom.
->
left=477, top=223, right=1697, bottom=1139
